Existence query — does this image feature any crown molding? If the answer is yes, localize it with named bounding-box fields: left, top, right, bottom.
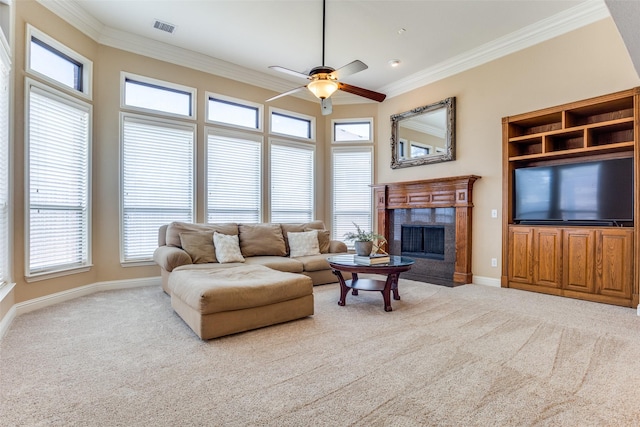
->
left=36, top=0, right=104, bottom=41
left=381, top=0, right=611, bottom=99
left=37, top=0, right=610, bottom=104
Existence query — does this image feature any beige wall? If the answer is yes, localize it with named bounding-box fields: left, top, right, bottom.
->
left=2, top=3, right=640, bottom=323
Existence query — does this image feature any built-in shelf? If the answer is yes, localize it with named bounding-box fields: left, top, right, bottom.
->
left=501, top=88, right=640, bottom=308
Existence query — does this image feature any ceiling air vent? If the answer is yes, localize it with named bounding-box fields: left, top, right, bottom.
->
left=153, top=20, right=176, bottom=34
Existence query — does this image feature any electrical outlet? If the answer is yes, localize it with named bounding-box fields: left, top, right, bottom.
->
left=491, top=209, right=498, bottom=218
left=491, top=258, right=498, bottom=267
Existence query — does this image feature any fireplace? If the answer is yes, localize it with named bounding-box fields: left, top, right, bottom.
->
left=372, top=175, right=479, bottom=286
left=391, top=208, right=456, bottom=286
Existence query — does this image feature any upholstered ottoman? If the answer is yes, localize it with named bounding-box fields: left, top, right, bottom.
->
left=169, top=265, right=314, bottom=339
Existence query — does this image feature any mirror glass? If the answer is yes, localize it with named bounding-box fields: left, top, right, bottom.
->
left=391, top=97, right=455, bottom=168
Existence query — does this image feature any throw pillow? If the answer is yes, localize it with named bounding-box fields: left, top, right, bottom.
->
left=179, top=232, right=217, bottom=263
left=306, top=227, right=330, bottom=253
left=238, top=223, right=287, bottom=257
left=288, top=230, right=321, bottom=258
left=213, top=232, right=245, bottom=263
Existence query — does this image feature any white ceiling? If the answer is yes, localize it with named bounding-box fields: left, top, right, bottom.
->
left=40, top=0, right=611, bottom=103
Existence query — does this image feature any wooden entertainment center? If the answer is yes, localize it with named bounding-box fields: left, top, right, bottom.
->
left=502, top=88, right=639, bottom=307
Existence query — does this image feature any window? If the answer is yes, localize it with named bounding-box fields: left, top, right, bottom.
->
left=26, top=25, right=92, bottom=98
left=26, top=81, right=91, bottom=278
left=207, top=93, right=261, bottom=130
left=0, top=39, right=9, bottom=287
left=332, top=147, right=373, bottom=243
left=122, top=115, right=195, bottom=262
left=207, top=128, right=262, bottom=223
left=121, top=72, right=195, bottom=119
left=270, top=141, right=314, bottom=222
left=270, top=109, right=314, bottom=140
left=332, top=119, right=372, bottom=142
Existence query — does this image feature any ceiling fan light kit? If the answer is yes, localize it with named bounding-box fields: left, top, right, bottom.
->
left=267, top=0, right=385, bottom=115
left=307, top=78, right=338, bottom=99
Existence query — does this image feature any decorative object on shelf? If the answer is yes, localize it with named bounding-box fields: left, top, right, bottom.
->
left=390, top=97, right=456, bottom=168
left=343, top=222, right=387, bottom=257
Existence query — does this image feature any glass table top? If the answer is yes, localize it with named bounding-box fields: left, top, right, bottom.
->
left=326, top=254, right=415, bottom=267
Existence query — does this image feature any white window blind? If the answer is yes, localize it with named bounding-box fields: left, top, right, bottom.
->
left=332, top=147, right=373, bottom=242
left=27, top=85, right=91, bottom=275
left=122, top=116, right=194, bottom=262
left=0, top=45, right=9, bottom=286
left=270, top=141, right=314, bottom=223
left=207, top=130, right=262, bottom=223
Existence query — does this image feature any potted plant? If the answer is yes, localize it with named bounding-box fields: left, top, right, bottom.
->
left=343, top=222, right=387, bottom=256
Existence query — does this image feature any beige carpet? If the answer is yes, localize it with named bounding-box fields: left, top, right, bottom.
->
left=2, top=276, right=640, bottom=426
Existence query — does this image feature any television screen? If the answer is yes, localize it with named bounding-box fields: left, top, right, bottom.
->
left=514, top=157, right=633, bottom=224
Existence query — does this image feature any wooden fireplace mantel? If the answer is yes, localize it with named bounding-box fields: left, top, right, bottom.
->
left=372, top=175, right=480, bottom=284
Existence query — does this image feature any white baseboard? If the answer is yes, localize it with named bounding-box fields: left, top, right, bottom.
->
left=0, top=276, right=161, bottom=340
left=472, top=275, right=501, bottom=287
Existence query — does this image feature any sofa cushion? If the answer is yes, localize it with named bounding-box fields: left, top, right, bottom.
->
left=294, top=254, right=334, bottom=272
left=243, top=256, right=304, bottom=273
left=213, top=232, right=245, bottom=263
left=307, top=228, right=331, bottom=253
left=179, top=232, right=217, bottom=263
left=166, top=222, right=238, bottom=248
left=169, top=265, right=313, bottom=315
left=238, top=223, right=287, bottom=257
left=288, top=230, right=321, bottom=257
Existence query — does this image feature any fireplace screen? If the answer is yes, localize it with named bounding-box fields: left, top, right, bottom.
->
left=401, top=225, right=445, bottom=260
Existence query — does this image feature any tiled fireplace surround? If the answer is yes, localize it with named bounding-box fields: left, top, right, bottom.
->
left=373, top=176, right=480, bottom=287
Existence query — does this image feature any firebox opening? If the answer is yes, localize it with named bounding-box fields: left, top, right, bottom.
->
left=401, top=225, right=445, bottom=260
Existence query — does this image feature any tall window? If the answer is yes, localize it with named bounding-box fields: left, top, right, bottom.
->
left=121, top=115, right=195, bottom=262
left=332, top=147, right=373, bottom=242
left=0, top=39, right=9, bottom=286
left=26, top=82, right=91, bottom=277
left=25, top=28, right=93, bottom=279
left=207, top=128, right=262, bottom=223
left=270, top=141, right=314, bottom=222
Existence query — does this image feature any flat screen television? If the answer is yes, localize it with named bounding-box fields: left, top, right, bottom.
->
left=514, top=157, right=634, bottom=226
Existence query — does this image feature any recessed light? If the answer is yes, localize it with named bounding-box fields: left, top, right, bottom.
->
left=388, top=59, right=401, bottom=67
left=397, top=28, right=407, bottom=35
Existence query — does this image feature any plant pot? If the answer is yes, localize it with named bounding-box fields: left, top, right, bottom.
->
left=354, top=241, right=374, bottom=257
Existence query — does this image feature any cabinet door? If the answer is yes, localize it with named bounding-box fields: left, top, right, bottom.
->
left=563, top=229, right=595, bottom=293
left=508, top=227, right=533, bottom=283
left=532, top=228, right=561, bottom=288
left=595, top=229, right=633, bottom=299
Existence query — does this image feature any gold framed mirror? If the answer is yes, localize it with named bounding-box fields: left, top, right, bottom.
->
left=390, top=97, right=456, bottom=169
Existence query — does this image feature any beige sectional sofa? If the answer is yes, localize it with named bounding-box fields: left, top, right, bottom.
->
left=153, top=220, right=349, bottom=339
left=154, top=220, right=349, bottom=294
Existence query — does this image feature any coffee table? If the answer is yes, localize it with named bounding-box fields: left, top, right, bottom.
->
left=327, top=255, right=415, bottom=312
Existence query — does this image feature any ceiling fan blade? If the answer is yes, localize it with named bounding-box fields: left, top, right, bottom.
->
left=269, top=65, right=310, bottom=80
left=321, top=97, right=332, bottom=116
left=266, top=86, right=307, bottom=102
left=338, top=82, right=386, bottom=102
left=330, top=60, right=368, bottom=80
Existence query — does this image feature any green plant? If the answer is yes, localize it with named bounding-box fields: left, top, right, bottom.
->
left=343, top=222, right=386, bottom=243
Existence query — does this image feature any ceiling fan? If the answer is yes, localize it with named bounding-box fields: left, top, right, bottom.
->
left=266, top=0, right=386, bottom=115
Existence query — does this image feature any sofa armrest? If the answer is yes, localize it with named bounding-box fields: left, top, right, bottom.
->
left=153, top=246, right=192, bottom=272
left=329, top=240, right=348, bottom=253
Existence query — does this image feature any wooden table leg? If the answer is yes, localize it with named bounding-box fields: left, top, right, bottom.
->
left=390, top=273, right=401, bottom=301
left=351, top=272, right=359, bottom=296
left=332, top=270, right=349, bottom=306
left=382, top=274, right=394, bottom=312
